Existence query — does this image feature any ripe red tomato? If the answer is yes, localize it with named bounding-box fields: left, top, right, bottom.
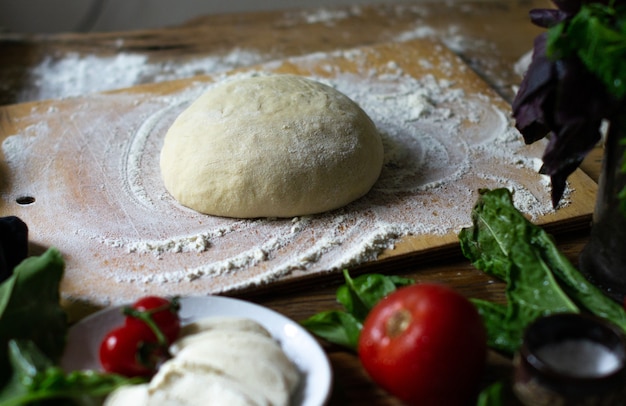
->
left=358, top=283, right=487, bottom=406
left=99, top=296, right=181, bottom=377
left=125, top=296, right=181, bottom=344
left=99, top=323, right=164, bottom=377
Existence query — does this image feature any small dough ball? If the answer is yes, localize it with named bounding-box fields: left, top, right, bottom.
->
left=160, top=74, right=383, bottom=218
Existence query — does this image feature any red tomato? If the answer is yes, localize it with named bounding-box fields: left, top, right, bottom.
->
left=125, top=296, right=181, bottom=344
left=358, top=283, right=487, bottom=406
left=99, top=296, right=181, bottom=377
left=99, top=323, right=164, bottom=377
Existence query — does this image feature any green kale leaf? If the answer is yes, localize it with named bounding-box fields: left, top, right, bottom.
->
left=0, top=248, right=67, bottom=386
left=459, top=188, right=626, bottom=354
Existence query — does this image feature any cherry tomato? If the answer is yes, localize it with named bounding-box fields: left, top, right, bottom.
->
left=125, top=296, right=181, bottom=344
left=99, top=296, right=181, bottom=377
left=358, top=283, right=487, bottom=406
left=99, top=323, right=164, bottom=377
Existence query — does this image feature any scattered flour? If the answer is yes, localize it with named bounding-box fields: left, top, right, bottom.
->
left=23, top=48, right=266, bottom=102
left=3, top=41, right=565, bottom=305
left=105, top=62, right=559, bottom=299
left=280, top=4, right=365, bottom=27
left=514, top=49, right=533, bottom=77
left=17, top=6, right=496, bottom=105
left=300, top=7, right=357, bottom=24
left=393, top=24, right=494, bottom=55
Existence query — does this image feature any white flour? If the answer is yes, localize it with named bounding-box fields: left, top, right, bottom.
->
left=298, top=7, right=357, bottom=25
left=3, top=42, right=564, bottom=305
left=25, top=48, right=266, bottom=102
left=17, top=5, right=497, bottom=104
left=106, top=59, right=558, bottom=291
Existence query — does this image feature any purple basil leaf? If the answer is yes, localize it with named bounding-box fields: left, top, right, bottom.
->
left=554, top=57, right=615, bottom=123
left=513, top=1, right=624, bottom=208
left=530, top=8, right=568, bottom=28
left=514, top=95, right=552, bottom=144
left=512, top=34, right=555, bottom=144
left=513, top=35, right=552, bottom=110
left=541, top=120, right=602, bottom=205
left=551, top=0, right=583, bottom=15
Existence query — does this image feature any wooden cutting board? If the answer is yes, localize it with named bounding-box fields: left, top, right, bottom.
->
left=0, top=38, right=597, bottom=307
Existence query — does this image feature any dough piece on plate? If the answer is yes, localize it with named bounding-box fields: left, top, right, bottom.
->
left=160, top=74, right=383, bottom=218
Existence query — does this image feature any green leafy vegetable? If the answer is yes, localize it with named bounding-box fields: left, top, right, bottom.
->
left=468, top=299, right=521, bottom=355
left=0, top=339, right=143, bottom=406
left=299, top=310, right=362, bottom=350
left=336, top=270, right=414, bottom=321
left=0, top=248, right=67, bottom=386
left=512, top=1, right=626, bottom=209
left=545, top=3, right=626, bottom=210
left=459, top=189, right=626, bottom=354
left=301, top=269, right=413, bottom=350
left=476, top=381, right=506, bottom=406
left=547, top=2, right=626, bottom=99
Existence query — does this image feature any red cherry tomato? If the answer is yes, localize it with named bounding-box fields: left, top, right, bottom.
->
left=358, top=283, right=487, bottom=406
left=125, top=296, right=181, bottom=344
left=99, top=323, right=163, bottom=377
left=99, top=296, right=181, bottom=377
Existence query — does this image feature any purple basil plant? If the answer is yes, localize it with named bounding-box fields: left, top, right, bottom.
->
left=512, top=0, right=624, bottom=207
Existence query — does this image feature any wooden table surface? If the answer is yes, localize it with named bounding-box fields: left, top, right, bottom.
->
left=0, top=1, right=605, bottom=404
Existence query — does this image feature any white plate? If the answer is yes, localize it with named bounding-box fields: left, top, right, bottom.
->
left=61, top=296, right=333, bottom=406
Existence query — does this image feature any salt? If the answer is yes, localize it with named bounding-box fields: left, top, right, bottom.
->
left=535, top=339, right=622, bottom=378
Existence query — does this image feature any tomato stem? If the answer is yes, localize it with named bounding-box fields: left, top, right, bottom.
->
left=386, top=309, right=412, bottom=338
left=122, top=297, right=180, bottom=354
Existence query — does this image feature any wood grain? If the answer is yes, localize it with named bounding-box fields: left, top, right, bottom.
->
left=0, top=1, right=548, bottom=106
left=0, top=38, right=596, bottom=309
left=0, top=2, right=607, bottom=405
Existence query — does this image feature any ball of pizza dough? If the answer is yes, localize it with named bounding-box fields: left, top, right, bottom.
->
left=160, top=74, right=383, bottom=218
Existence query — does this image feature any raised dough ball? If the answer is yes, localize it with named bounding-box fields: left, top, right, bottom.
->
left=160, top=74, right=383, bottom=218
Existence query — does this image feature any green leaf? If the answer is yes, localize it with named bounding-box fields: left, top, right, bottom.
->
left=476, top=381, right=506, bottom=406
left=461, top=189, right=626, bottom=355
left=0, top=248, right=67, bottom=386
left=533, top=229, right=626, bottom=331
left=0, top=340, right=143, bottom=406
left=460, top=189, right=580, bottom=355
left=301, top=269, right=414, bottom=349
left=300, top=310, right=362, bottom=350
left=0, top=276, right=16, bottom=323
left=471, top=299, right=522, bottom=354
left=547, top=3, right=626, bottom=99
left=337, top=269, right=413, bottom=322
left=460, top=189, right=577, bottom=316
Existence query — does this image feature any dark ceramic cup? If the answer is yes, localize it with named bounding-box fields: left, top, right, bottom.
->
left=513, top=312, right=626, bottom=406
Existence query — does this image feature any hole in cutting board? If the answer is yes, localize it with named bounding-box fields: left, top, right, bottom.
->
left=16, top=196, right=35, bottom=205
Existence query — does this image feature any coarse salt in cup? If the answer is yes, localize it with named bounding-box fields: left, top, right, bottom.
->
left=513, top=312, right=626, bottom=406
